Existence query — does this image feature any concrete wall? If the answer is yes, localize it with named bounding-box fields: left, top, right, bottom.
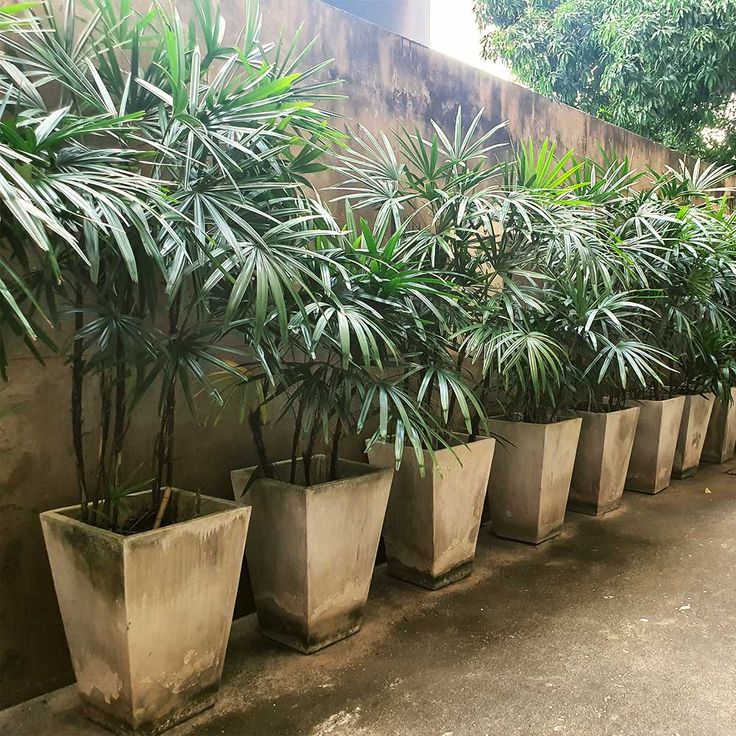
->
left=254, top=0, right=692, bottom=174
left=0, top=0, right=702, bottom=709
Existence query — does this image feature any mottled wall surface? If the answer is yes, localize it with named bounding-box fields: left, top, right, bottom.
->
left=253, top=0, right=692, bottom=173
left=1, top=0, right=704, bottom=709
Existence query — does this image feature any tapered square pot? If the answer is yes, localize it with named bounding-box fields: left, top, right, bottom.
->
left=367, top=437, right=495, bottom=589
left=40, top=491, right=250, bottom=736
left=486, top=417, right=582, bottom=544
left=568, top=407, right=640, bottom=515
left=230, top=456, right=392, bottom=654
left=673, top=393, right=715, bottom=478
left=624, top=396, right=686, bottom=494
left=701, top=387, right=736, bottom=464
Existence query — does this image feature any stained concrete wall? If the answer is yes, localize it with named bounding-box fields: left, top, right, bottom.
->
left=0, top=0, right=706, bottom=709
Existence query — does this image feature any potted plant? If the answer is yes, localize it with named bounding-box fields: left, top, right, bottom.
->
left=334, top=114, right=501, bottom=588
left=229, top=218, right=460, bottom=648
left=459, top=141, right=598, bottom=543
left=555, top=282, right=667, bottom=515
left=2, top=1, right=337, bottom=732
left=616, top=162, right=736, bottom=486
left=558, top=156, right=676, bottom=509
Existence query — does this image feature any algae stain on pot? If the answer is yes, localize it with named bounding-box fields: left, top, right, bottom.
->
left=84, top=656, right=124, bottom=705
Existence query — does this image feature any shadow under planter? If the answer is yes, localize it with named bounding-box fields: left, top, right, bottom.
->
left=486, top=417, right=582, bottom=544
left=367, top=437, right=495, bottom=589
left=568, top=406, right=640, bottom=516
left=673, top=393, right=715, bottom=478
left=40, top=491, right=250, bottom=736
left=230, top=456, right=392, bottom=654
left=624, top=397, right=685, bottom=494
left=701, top=387, right=736, bottom=464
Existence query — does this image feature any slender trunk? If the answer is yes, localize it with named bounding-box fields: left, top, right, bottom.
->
left=249, top=408, right=273, bottom=478
left=152, top=383, right=175, bottom=510
left=289, top=402, right=304, bottom=484
left=95, top=371, right=112, bottom=522
left=153, top=301, right=179, bottom=512
left=164, top=381, right=175, bottom=488
left=328, top=417, right=342, bottom=482
left=106, top=335, right=127, bottom=524
left=71, top=285, right=88, bottom=522
left=302, top=421, right=319, bottom=487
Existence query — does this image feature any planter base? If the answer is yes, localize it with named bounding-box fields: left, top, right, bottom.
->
left=673, top=393, right=715, bottom=479
left=386, top=557, right=473, bottom=590
left=487, top=418, right=581, bottom=545
left=672, top=466, right=698, bottom=480
left=566, top=495, right=621, bottom=517
left=259, top=611, right=363, bottom=655
left=625, top=397, right=685, bottom=494
left=41, top=490, right=249, bottom=736
left=84, top=689, right=217, bottom=736
left=367, top=438, right=494, bottom=591
left=232, top=456, right=392, bottom=655
left=568, top=407, right=640, bottom=517
left=492, top=523, right=564, bottom=546
left=701, top=388, right=736, bottom=464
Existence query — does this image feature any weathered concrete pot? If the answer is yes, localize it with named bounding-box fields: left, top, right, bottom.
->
left=486, top=417, right=582, bottom=544
left=230, top=456, right=392, bottom=654
left=40, top=491, right=250, bottom=736
left=673, top=393, right=715, bottom=478
left=701, top=387, right=736, bottom=464
left=624, top=396, right=685, bottom=494
left=568, top=407, right=640, bottom=516
left=366, top=437, right=495, bottom=589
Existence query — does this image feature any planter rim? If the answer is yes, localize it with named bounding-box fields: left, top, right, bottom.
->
left=236, top=455, right=393, bottom=494
left=487, top=416, right=582, bottom=428
left=625, top=396, right=687, bottom=407
left=40, top=488, right=248, bottom=544
left=369, top=435, right=495, bottom=452
left=573, top=406, right=641, bottom=417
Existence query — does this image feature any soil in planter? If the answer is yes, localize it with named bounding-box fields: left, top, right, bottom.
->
left=87, top=489, right=208, bottom=536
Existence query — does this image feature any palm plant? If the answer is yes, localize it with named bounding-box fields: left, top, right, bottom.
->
left=221, top=208, right=485, bottom=485
left=608, top=160, right=736, bottom=401
left=1, top=0, right=342, bottom=528
left=333, top=114, right=578, bottom=437
left=459, top=140, right=668, bottom=422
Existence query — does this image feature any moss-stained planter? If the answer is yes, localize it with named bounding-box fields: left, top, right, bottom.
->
left=486, top=417, right=582, bottom=544
left=701, top=388, right=736, bottom=464
left=625, top=397, right=685, bottom=494
left=673, top=393, right=715, bottom=478
left=231, top=456, right=392, bottom=654
left=367, top=438, right=495, bottom=589
left=568, top=407, right=640, bottom=516
left=40, top=491, right=250, bottom=736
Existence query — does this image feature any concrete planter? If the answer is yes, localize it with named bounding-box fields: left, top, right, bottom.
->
left=366, top=437, right=495, bottom=589
left=486, top=417, right=582, bottom=544
left=230, top=456, right=392, bottom=654
left=568, top=407, right=640, bottom=516
left=701, top=387, right=736, bottom=464
left=40, top=491, right=250, bottom=736
left=673, top=393, right=715, bottom=478
left=624, top=396, right=686, bottom=494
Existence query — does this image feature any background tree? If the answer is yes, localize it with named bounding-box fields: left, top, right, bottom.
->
left=472, top=0, right=736, bottom=164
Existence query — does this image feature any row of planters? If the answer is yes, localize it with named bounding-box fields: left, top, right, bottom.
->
left=2, top=2, right=735, bottom=734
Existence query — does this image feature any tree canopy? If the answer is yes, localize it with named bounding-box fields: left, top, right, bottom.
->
left=472, top=0, right=736, bottom=163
